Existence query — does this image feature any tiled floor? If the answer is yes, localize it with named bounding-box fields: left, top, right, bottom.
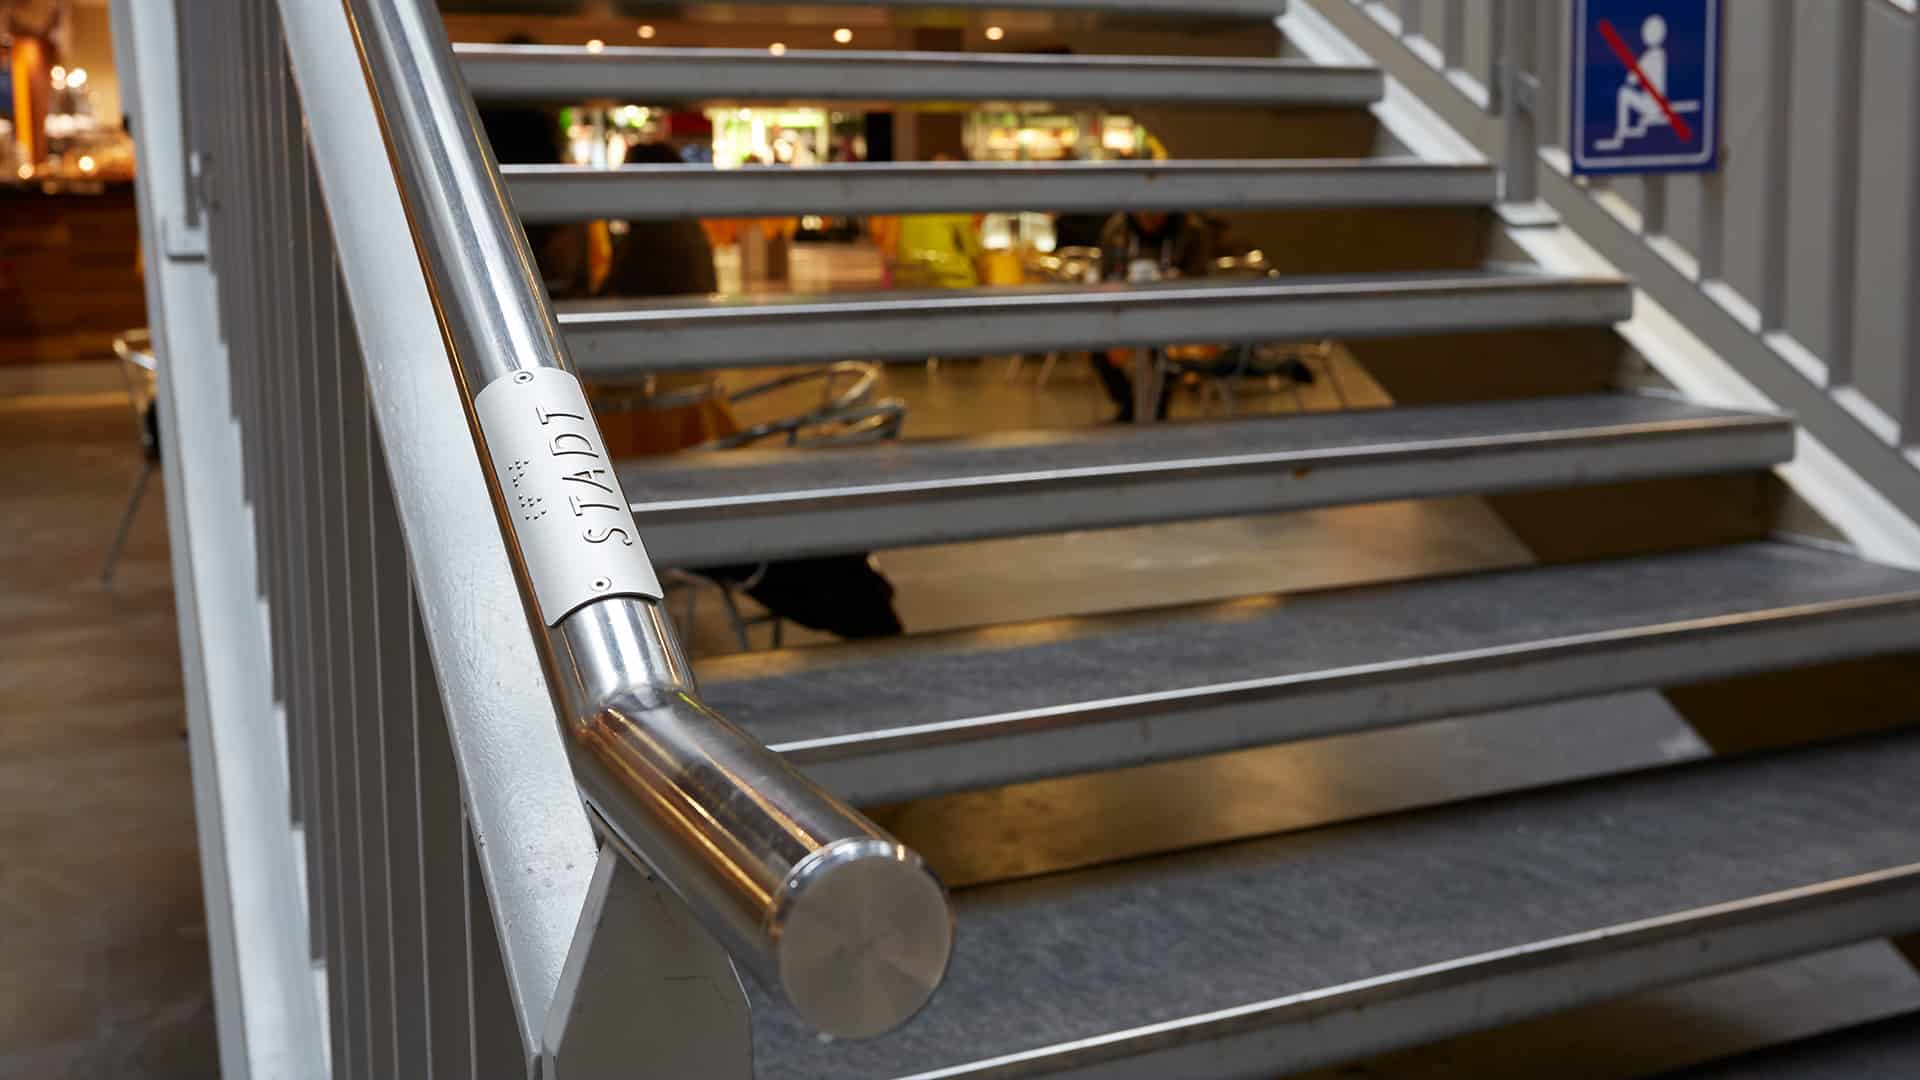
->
left=675, top=351, right=1536, bottom=657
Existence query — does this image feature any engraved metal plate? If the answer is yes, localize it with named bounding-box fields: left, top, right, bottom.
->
left=474, top=368, right=663, bottom=625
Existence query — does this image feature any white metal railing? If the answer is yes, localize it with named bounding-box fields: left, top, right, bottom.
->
left=112, top=0, right=953, bottom=1075
left=1321, top=0, right=1920, bottom=536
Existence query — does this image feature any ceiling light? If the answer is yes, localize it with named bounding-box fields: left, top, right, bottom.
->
left=984, top=26, right=1005, bottom=41
left=585, top=39, right=605, bottom=53
left=637, top=24, right=656, bottom=39
left=768, top=42, right=787, bottom=56
left=833, top=28, right=853, bottom=44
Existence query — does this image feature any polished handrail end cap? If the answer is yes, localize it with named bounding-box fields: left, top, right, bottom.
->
left=774, top=838, right=955, bottom=1040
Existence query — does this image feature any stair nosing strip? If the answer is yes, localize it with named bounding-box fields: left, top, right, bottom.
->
left=628, top=411, right=1789, bottom=516
left=892, top=862, right=1920, bottom=1079
left=762, top=587, right=1920, bottom=759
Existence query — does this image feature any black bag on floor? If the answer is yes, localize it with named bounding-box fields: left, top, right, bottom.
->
left=700, top=555, right=904, bottom=640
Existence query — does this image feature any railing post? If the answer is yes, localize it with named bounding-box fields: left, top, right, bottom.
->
left=1824, top=0, right=1864, bottom=389
left=544, top=841, right=753, bottom=1079
left=1756, top=1, right=1795, bottom=334
left=1499, top=0, right=1538, bottom=205
left=1440, top=0, right=1465, bottom=71
left=1487, top=0, right=1507, bottom=115
left=1905, top=3, right=1920, bottom=445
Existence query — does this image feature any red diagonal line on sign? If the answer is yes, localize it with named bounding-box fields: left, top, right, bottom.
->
left=1598, top=17, right=1693, bottom=141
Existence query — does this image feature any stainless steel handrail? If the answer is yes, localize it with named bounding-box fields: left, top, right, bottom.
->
left=341, top=0, right=952, bottom=1039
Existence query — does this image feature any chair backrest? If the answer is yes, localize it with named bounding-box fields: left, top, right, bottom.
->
left=113, top=329, right=160, bottom=460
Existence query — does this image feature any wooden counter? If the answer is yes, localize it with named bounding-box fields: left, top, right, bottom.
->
left=0, top=181, right=147, bottom=366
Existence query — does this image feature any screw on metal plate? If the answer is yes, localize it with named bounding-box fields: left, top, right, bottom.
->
left=513, top=371, right=535, bottom=384
left=592, top=577, right=612, bottom=592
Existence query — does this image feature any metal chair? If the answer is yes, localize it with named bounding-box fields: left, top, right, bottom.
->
left=102, top=329, right=159, bottom=585
left=600, top=362, right=907, bottom=651
left=1179, top=340, right=1346, bottom=416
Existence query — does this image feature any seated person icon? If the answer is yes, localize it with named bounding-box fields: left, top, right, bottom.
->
left=1596, top=14, right=1701, bottom=151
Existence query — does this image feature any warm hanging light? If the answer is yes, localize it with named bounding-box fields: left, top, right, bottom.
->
left=833, top=28, right=853, bottom=44
left=78, top=155, right=97, bottom=173
left=16, top=163, right=32, bottom=180
left=637, top=24, right=656, bottom=39
left=768, top=42, right=787, bottom=56
left=585, top=38, right=605, bottom=53
left=984, top=26, right=1006, bottom=41
left=66, top=67, right=88, bottom=89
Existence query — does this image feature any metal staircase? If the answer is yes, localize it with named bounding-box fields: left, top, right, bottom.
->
left=118, top=0, right=1920, bottom=1075
left=454, top=8, right=1920, bottom=1076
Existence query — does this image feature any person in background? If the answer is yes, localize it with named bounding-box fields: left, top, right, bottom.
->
left=600, top=142, right=719, bottom=298
left=1089, top=210, right=1214, bottom=422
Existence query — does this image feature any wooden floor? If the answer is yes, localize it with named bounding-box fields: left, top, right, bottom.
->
left=0, top=401, right=219, bottom=1077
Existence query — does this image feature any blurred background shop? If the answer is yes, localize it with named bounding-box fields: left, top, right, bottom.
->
left=2, top=0, right=139, bottom=376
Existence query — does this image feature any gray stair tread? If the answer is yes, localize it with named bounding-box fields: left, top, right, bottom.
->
left=625, top=395, right=1791, bottom=564
left=503, top=158, right=1496, bottom=223
left=628, top=395, right=1782, bottom=507
left=700, top=544, right=1920, bottom=801
left=1661, top=1014, right=1920, bottom=1079
left=458, top=44, right=1379, bottom=107
left=561, top=270, right=1633, bottom=372
left=750, top=733, right=1920, bottom=1078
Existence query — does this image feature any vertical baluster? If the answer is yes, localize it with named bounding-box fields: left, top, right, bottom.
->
left=468, top=836, right=530, bottom=1077
left=302, top=146, right=336, bottom=977
left=1500, top=0, right=1538, bottom=204
left=363, top=421, right=403, bottom=1075
left=384, top=571, right=431, bottom=1075
left=1697, top=166, right=1725, bottom=282
left=1643, top=176, right=1668, bottom=237
left=209, top=0, right=236, bottom=354
left=247, top=0, right=270, bottom=595
left=267, top=13, right=293, bottom=714
left=1824, top=0, right=1865, bottom=387
left=1905, top=7, right=1920, bottom=443
left=1534, top=0, right=1563, bottom=150
left=1487, top=0, right=1508, bottom=114
left=274, top=33, right=307, bottom=832
left=325, top=260, right=357, bottom=1076
left=418, top=610, right=474, bottom=1079
left=236, top=0, right=258, bottom=526
left=342, top=306, right=377, bottom=1079
left=1441, top=0, right=1465, bottom=70
left=1756, top=2, right=1794, bottom=333
left=465, top=821, right=479, bottom=1078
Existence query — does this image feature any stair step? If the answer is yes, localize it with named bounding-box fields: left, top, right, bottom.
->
left=1662, top=1012, right=1920, bottom=1079
left=561, top=271, right=1633, bottom=373
left=503, top=159, right=1496, bottom=223
left=457, top=45, right=1380, bottom=107
left=700, top=542, right=1920, bottom=803
left=627, top=395, right=1791, bottom=565
left=749, top=732, right=1920, bottom=1079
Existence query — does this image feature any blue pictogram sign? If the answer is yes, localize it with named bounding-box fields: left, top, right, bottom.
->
left=1571, top=0, right=1721, bottom=175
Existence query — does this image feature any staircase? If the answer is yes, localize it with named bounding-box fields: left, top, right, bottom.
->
left=124, top=0, right=1920, bottom=1075
left=459, top=3, right=1920, bottom=1077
